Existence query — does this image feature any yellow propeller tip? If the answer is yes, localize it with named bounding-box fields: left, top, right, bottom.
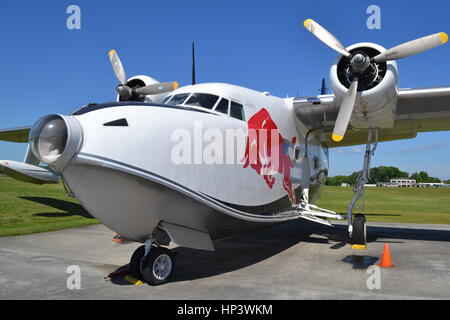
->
left=303, top=19, right=313, bottom=28
left=108, top=49, right=116, bottom=56
left=332, top=134, right=344, bottom=142
left=440, top=32, right=448, bottom=44
left=173, top=81, right=179, bottom=90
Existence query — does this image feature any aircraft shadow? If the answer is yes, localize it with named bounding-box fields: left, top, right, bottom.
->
left=110, top=220, right=322, bottom=285
left=20, top=196, right=94, bottom=219
left=110, top=219, right=450, bottom=284
left=314, top=222, right=450, bottom=243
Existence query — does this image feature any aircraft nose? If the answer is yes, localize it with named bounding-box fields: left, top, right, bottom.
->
left=29, top=114, right=83, bottom=170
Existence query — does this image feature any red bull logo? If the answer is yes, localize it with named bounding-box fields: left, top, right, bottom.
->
left=242, top=108, right=297, bottom=205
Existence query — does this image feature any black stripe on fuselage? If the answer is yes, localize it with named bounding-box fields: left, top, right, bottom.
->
left=204, top=187, right=303, bottom=215
left=71, top=101, right=215, bottom=116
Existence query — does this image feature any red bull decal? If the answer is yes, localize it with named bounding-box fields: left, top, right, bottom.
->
left=242, top=108, right=297, bottom=205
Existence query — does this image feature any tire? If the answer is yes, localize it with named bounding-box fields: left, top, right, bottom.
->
left=129, top=245, right=145, bottom=281
left=351, top=214, right=367, bottom=245
left=141, top=247, right=174, bottom=286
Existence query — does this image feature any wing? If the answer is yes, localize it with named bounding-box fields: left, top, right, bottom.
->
left=293, top=86, right=450, bottom=147
left=0, top=126, right=31, bottom=143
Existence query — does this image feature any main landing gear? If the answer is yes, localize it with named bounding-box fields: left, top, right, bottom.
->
left=130, top=238, right=175, bottom=286
left=347, top=128, right=378, bottom=247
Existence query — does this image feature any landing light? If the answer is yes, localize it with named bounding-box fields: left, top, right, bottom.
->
left=29, top=114, right=83, bottom=169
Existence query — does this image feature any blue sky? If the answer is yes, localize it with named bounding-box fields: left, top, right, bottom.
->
left=1, top=0, right=450, bottom=179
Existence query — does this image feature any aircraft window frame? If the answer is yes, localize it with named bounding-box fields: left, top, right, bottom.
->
left=167, top=93, right=191, bottom=106
left=184, top=93, right=220, bottom=110
left=230, top=101, right=246, bottom=121
left=161, top=95, right=173, bottom=105
left=214, top=98, right=230, bottom=115
left=159, top=92, right=246, bottom=121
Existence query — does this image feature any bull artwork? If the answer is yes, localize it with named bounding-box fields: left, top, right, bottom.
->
left=242, top=108, right=297, bottom=205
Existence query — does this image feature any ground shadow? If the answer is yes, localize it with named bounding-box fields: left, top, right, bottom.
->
left=368, top=225, right=450, bottom=242
left=342, top=255, right=379, bottom=270
left=314, top=222, right=450, bottom=243
left=109, top=265, right=136, bottom=286
left=110, top=219, right=324, bottom=285
left=20, top=196, right=93, bottom=219
left=109, top=219, right=450, bottom=284
left=358, top=214, right=401, bottom=217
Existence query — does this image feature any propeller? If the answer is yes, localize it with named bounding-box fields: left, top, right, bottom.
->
left=372, top=32, right=448, bottom=63
left=108, top=50, right=178, bottom=101
left=303, top=19, right=350, bottom=57
left=303, top=19, right=448, bottom=142
left=332, top=77, right=358, bottom=142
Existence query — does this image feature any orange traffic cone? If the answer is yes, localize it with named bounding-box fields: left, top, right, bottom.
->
left=377, top=243, right=394, bottom=268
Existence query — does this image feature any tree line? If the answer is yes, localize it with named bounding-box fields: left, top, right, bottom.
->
left=326, top=166, right=447, bottom=186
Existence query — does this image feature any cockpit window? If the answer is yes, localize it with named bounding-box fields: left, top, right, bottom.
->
left=230, top=101, right=245, bottom=121
left=215, top=98, right=229, bottom=114
left=168, top=93, right=190, bottom=106
left=185, top=93, right=219, bottom=109
left=161, top=95, right=172, bottom=104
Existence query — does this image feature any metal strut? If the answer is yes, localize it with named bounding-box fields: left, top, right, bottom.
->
left=347, top=128, right=379, bottom=235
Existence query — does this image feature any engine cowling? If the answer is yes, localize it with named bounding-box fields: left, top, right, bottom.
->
left=117, top=75, right=168, bottom=104
left=330, top=43, right=399, bottom=129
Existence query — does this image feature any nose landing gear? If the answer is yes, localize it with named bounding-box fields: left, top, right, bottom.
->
left=129, top=238, right=175, bottom=286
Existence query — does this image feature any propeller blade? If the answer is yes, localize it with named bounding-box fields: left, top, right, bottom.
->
left=108, top=50, right=127, bottom=85
left=373, top=32, right=448, bottom=63
left=332, top=77, right=359, bottom=142
left=134, top=81, right=179, bottom=96
left=303, top=19, right=351, bottom=57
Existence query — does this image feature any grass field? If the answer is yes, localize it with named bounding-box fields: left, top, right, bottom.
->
left=317, top=186, right=450, bottom=224
left=0, top=177, right=98, bottom=237
left=1, top=176, right=450, bottom=237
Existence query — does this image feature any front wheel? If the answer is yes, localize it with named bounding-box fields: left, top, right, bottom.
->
left=351, top=214, right=367, bottom=245
left=141, top=247, right=174, bottom=286
left=129, top=245, right=145, bottom=281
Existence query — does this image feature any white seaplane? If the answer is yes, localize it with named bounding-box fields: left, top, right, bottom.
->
left=1, top=20, right=449, bottom=285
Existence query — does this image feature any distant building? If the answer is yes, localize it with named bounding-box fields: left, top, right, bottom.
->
left=377, top=178, right=416, bottom=188
left=416, top=182, right=447, bottom=188
left=390, top=178, right=416, bottom=188
left=377, top=179, right=449, bottom=188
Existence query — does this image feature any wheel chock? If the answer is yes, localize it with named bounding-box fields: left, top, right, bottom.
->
left=351, top=244, right=367, bottom=250
left=105, top=268, right=131, bottom=280
left=124, top=275, right=144, bottom=285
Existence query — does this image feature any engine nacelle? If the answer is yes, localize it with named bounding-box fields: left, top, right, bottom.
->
left=330, top=43, right=399, bottom=129
left=117, top=75, right=168, bottom=104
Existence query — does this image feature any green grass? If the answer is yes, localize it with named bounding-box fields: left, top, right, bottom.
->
left=317, top=186, right=450, bottom=224
left=1, top=177, right=450, bottom=237
left=0, top=177, right=98, bottom=237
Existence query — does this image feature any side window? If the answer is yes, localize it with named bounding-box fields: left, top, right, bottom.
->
left=161, top=95, right=172, bottom=104
left=185, top=93, right=219, bottom=109
left=169, top=93, right=190, bottom=106
left=215, top=98, right=229, bottom=114
left=230, top=101, right=245, bottom=121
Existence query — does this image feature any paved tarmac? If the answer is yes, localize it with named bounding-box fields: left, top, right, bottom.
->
left=0, top=220, right=449, bottom=299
